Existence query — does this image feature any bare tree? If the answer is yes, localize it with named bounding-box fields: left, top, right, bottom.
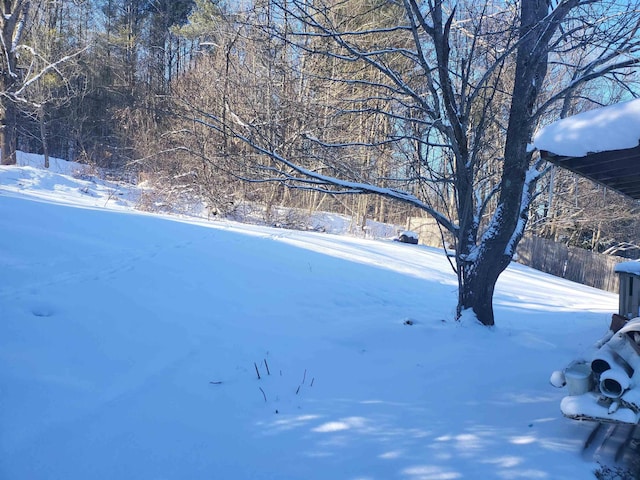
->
left=0, top=0, right=86, bottom=165
left=176, top=0, right=640, bottom=326
left=532, top=167, right=640, bottom=255
left=0, top=0, right=29, bottom=164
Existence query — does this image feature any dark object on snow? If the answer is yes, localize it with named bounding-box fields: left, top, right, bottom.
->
left=395, top=230, right=418, bottom=244
left=611, top=313, right=629, bottom=334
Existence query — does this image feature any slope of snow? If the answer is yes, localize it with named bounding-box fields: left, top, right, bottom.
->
left=0, top=151, right=141, bottom=210
left=532, top=98, right=640, bottom=157
left=0, top=159, right=619, bottom=479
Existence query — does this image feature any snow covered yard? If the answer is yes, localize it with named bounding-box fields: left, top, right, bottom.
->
left=0, top=160, right=619, bottom=479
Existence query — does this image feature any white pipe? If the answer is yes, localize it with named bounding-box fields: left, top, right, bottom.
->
left=591, top=322, right=640, bottom=377
left=606, top=332, right=640, bottom=370
left=600, top=368, right=633, bottom=398
left=591, top=347, right=619, bottom=375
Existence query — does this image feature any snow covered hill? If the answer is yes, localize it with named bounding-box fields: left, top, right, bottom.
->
left=0, top=156, right=620, bottom=479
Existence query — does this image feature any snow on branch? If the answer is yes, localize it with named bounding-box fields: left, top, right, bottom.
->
left=287, top=25, right=414, bottom=40
left=300, top=132, right=400, bottom=150
left=11, top=45, right=88, bottom=107
left=505, top=158, right=548, bottom=257
left=180, top=103, right=458, bottom=235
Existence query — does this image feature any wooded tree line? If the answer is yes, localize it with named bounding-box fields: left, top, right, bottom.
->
left=0, top=0, right=195, bottom=168
left=3, top=0, right=640, bottom=324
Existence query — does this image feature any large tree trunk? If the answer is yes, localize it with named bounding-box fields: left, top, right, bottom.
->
left=460, top=254, right=510, bottom=326
left=457, top=0, right=552, bottom=326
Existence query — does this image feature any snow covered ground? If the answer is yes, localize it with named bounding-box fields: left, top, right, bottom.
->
left=0, top=154, right=620, bottom=479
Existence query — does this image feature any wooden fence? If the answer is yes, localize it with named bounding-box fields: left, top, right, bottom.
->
left=515, top=235, right=625, bottom=293
left=407, top=216, right=626, bottom=293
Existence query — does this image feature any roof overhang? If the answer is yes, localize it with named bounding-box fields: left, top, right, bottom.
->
left=533, top=98, right=640, bottom=201
left=540, top=145, right=640, bottom=200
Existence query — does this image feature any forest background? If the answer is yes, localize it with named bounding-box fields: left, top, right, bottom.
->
left=3, top=0, right=640, bottom=287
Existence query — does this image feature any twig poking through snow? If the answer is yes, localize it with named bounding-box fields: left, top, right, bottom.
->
left=264, top=359, right=270, bottom=376
left=254, top=362, right=261, bottom=380
left=301, top=369, right=306, bottom=384
left=259, top=387, right=267, bottom=402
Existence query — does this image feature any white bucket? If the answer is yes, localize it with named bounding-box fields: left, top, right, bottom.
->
left=565, top=363, right=592, bottom=395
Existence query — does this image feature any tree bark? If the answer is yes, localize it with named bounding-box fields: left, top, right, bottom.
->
left=39, top=104, right=49, bottom=168
left=460, top=256, right=508, bottom=325
left=0, top=0, right=28, bottom=165
left=458, top=0, right=552, bottom=326
left=1, top=99, right=17, bottom=165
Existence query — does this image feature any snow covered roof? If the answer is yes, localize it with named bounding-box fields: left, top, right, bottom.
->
left=532, top=99, right=640, bottom=199
left=533, top=99, right=640, bottom=157
left=615, top=261, right=640, bottom=276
